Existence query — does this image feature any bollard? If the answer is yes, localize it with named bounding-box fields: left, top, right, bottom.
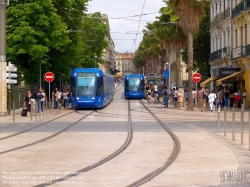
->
left=45, top=99, right=48, bottom=116
left=248, top=112, right=250, bottom=151
left=35, top=101, right=37, bottom=120
left=217, top=111, right=220, bottom=133
left=30, top=102, right=33, bottom=121
left=43, top=100, right=45, bottom=117
left=39, top=100, right=41, bottom=118
left=13, top=102, right=15, bottom=123
left=243, top=98, right=246, bottom=111
left=215, top=101, right=218, bottom=112
left=232, top=107, right=236, bottom=141
left=224, top=107, right=227, bottom=136
left=241, top=104, right=244, bottom=145
left=52, top=97, right=54, bottom=114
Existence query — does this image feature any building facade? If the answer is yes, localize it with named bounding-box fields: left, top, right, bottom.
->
left=206, top=0, right=250, bottom=107
left=115, top=52, right=135, bottom=75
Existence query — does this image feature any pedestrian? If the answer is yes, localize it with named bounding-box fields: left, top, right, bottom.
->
left=208, top=90, right=216, bottom=112
left=192, top=88, right=197, bottom=106
left=24, top=90, right=32, bottom=116
left=40, top=89, right=46, bottom=112
left=173, top=88, right=178, bottom=108
left=62, top=90, right=69, bottom=108
left=147, top=89, right=152, bottom=105
left=224, top=89, right=229, bottom=107
left=58, top=89, right=62, bottom=109
left=162, top=86, right=170, bottom=108
left=33, top=87, right=41, bottom=113
left=217, top=88, right=223, bottom=111
left=184, top=88, right=188, bottom=105
left=52, top=88, right=59, bottom=109
left=198, top=87, right=208, bottom=112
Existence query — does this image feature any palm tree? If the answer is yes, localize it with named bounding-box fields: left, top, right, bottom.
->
left=166, top=0, right=207, bottom=110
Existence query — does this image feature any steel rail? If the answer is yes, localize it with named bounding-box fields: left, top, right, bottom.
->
left=126, top=100, right=181, bottom=187
left=34, top=99, right=133, bottom=187
left=0, top=111, right=94, bottom=155
left=0, top=111, right=76, bottom=141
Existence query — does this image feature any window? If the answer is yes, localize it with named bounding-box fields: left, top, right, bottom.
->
left=76, top=73, right=96, bottom=96
left=97, top=76, right=103, bottom=96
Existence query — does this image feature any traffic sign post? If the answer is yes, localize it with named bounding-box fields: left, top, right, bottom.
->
left=7, top=62, right=18, bottom=88
left=192, top=73, right=202, bottom=111
left=44, top=72, right=54, bottom=101
left=192, top=73, right=202, bottom=83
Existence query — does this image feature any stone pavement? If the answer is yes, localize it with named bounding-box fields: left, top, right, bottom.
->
left=0, top=95, right=250, bottom=187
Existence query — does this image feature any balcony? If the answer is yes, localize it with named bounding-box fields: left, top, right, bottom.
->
left=246, top=44, right=250, bottom=56
left=232, top=1, right=245, bottom=19
left=232, top=46, right=246, bottom=59
left=210, top=49, right=222, bottom=62
left=210, top=8, right=230, bottom=30
left=247, top=0, right=250, bottom=9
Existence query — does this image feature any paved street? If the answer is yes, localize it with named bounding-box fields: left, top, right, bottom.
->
left=0, top=86, right=250, bottom=187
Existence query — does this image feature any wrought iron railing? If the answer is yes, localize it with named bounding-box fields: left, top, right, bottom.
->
left=232, top=46, right=246, bottom=59
left=210, top=8, right=230, bottom=30
left=246, top=44, right=250, bottom=56
left=232, top=1, right=245, bottom=18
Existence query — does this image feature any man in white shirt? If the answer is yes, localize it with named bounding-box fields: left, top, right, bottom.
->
left=173, top=88, right=178, bottom=108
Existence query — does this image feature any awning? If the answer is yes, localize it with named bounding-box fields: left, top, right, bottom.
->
left=216, top=71, right=244, bottom=85
left=200, top=77, right=216, bottom=87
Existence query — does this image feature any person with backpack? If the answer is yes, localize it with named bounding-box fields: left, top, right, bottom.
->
left=198, top=87, right=208, bottom=112
left=162, top=86, right=170, bottom=108
left=33, top=87, right=43, bottom=113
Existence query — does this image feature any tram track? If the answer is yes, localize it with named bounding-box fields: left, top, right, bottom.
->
left=34, top=98, right=180, bottom=187
left=0, top=111, right=94, bottom=155
left=33, top=99, right=133, bottom=187
left=126, top=99, right=181, bottom=187
left=0, top=111, right=76, bottom=141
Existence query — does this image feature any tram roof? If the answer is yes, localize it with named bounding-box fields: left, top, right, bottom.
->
left=71, top=68, right=104, bottom=76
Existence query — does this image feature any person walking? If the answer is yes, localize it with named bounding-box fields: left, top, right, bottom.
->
left=40, top=90, right=46, bottom=112
left=198, top=87, right=208, bottom=112
left=173, top=88, right=178, bottom=108
left=208, top=90, right=216, bottom=112
left=162, top=86, right=170, bottom=108
left=24, top=90, right=32, bottom=116
left=217, top=88, right=223, bottom=112
left=33, top=87, right=41, bottom=113
left=147, top=89, right=152, bottom=105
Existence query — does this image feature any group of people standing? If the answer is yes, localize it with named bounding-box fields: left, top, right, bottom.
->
left=23, top=87, right=71, bottom=116
left=198, top=87, right=247, bottom=112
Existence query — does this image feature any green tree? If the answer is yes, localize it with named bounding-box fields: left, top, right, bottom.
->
left=181, top=4, right=210, bottom=79
left=6, top=0, right=70, bottom=84
left=166, top=0, right=208, bottom=110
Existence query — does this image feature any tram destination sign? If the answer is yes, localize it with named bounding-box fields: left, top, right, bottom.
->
left=219, top=68, right=241, bottom=77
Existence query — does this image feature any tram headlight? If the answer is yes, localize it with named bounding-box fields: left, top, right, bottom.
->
left=91, top=97, right=95, bottom=100
left=76, top=97, right=80, bottom=100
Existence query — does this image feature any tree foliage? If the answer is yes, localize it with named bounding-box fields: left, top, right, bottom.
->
left=181, top=4, right=210, bottom=79
left=6, top=0, right=109, bottom=85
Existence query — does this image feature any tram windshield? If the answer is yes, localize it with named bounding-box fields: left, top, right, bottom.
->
left=76, top=73, right=96, bottom=96
left=129, top=78, right=140, bottom=91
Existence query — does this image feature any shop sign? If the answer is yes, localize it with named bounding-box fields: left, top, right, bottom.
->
left=219, top=68, right=241, bottom=77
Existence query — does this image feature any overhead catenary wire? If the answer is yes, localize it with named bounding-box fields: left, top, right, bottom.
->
left=130, top=0, right=147, bottom=51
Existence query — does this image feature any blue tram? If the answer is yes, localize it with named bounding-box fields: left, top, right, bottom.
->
left=124, top=74, right=145, bottom=99
left=70, top=68, right=115, bottom=108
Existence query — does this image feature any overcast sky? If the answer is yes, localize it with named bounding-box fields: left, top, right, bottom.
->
left=87, top=0, right=166, bottom=53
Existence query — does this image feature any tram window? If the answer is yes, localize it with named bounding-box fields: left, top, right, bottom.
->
left=77, top=73, right=96, bottom=96
left=129, top=78, right=140, bottom=91
left=97, top=76, right=103, bottom=96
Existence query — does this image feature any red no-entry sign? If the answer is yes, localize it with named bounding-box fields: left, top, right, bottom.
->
left=192, top=73, right=202, bottom=83
left=44, top=72, right=54, bottom=82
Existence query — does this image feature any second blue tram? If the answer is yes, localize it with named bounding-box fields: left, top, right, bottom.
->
left=70, top=68, right=115, bottom=108
left=124, top=74, right=145, bottom=99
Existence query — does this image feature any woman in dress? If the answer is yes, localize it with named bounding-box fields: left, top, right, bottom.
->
left=208, top=90, right=216, bottom=112
left=23, top=90, right=32, bottom=116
